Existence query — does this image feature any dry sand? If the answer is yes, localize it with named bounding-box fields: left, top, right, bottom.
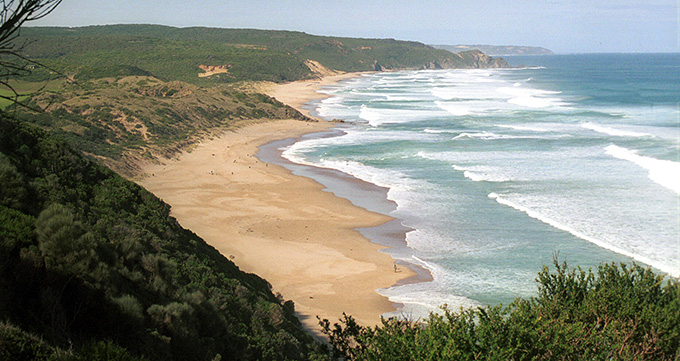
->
left=138, top=74, right=415, bottom=336
left=267, top=72, right=366, bottom=116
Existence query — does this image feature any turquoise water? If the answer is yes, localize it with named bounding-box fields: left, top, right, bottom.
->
left=284, top=54, right=680, bottom=318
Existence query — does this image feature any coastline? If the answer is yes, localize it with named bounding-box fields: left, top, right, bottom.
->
left=137, top=73, right=417, bottom=336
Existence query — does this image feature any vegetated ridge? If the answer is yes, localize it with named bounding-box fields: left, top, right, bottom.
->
left=20, top=24, right=510, bottom=85
left=10, top=75, right=310, bottom=177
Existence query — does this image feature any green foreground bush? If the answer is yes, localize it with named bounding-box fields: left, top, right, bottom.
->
left=0, top=115, right=327, bottom=360
left=321, top=261, right=680, bottom=360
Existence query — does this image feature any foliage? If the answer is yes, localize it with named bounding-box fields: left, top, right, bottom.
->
left=321, top=260, right=680, bottom=360
left=0, top=115, right=329, bottom=360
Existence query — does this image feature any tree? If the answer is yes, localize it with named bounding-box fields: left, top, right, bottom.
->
left=0, top=0, right=62, bottom=108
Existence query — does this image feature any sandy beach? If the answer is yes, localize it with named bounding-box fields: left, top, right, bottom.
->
left=138, top=74, right=415, bottom=336
left=267, top=72, right=367, bottom=116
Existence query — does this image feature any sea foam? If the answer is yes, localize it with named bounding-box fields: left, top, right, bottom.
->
left=452, top=165, right=512, bottom=183
left=498, top=86, right=568, bottom=109
left=435, top=101, right=471, bottom=116
left=582, top=123, right=653, bottom=138
left=605, top=145, right=680, bottom=195
left=488, top=193, right=679, bottom=277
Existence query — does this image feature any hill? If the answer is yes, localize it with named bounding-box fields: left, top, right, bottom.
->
left=20, top=25, right=509, bottom=85
left=9, top=75, right=310, bottom=177
left=433, top=44, right=554, bottom=56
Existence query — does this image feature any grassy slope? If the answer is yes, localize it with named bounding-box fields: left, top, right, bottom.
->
left=8, top=75, right=311, bottom=177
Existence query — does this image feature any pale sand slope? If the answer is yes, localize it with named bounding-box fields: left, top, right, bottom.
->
left=139, top=78, right=413, bottom=335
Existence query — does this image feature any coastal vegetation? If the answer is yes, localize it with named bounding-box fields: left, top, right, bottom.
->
left=321, top=261, right=679, bottom=360
left=0, top=115, right=328, bottom=360
left=18, top=25, right=508, bottom=85
left=7, top=75, right=310, bottom=176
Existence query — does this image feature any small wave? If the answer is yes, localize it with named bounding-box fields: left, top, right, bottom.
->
left=511, top=66, right=546, bottom=70
left=451, top=132, right=562, bottom=141
left=496, top=124, right=551, bottom=133
left=507, top=96, right=565, bottom=108
left=452, top=165, right=512, bottom=183
left=424, top=128, right=452, bottom=134
left=605, top=145, right=680, bottom=195
left=582, top=123, right=654, bottom=138
left=487, top=193, right=679, bottom=277
left=452, top=132, right=501, bottom=140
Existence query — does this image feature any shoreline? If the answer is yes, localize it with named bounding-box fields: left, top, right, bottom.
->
left=137, top=73, right=420, bottom=336
left=257, top=128, right=434, bottom=282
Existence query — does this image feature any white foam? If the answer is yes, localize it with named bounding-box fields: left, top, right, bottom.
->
left=582, top=123, right=654, bottom=138
left=452, top=165, right=512, bottom=183
left=451, top=132, right=559, bottom=141
left=358, top=104, right=382, bottom=126
left=507, top=96, right=558, bottom=108
left=497, top=86, right=568, bottom=109
left=423, top=128, right=465, bottom=135
left=283, top=145, right=428, bottom=214
left=488, top=193, right=679, bottom=277
left=452, top=132, right=499, bottom=140
left=496, top=124, right=552, bottom=133
left=378, top=256, right=482, bottom=320
left=435, top=101, right=471, bottom=116
left=423, top=128, right=447, bottom=134
left=605, top=145, right=680, bottom=195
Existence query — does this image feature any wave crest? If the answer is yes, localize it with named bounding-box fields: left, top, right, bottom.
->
left=605, top=145, right=680, bottom=195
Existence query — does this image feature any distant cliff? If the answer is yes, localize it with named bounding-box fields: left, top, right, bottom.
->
left=433, top=44, right=554, bottom=56
left=416, top=49, right=509, bottom=70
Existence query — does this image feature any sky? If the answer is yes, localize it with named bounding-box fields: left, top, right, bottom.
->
left=29, top=0, right=680, bottom=53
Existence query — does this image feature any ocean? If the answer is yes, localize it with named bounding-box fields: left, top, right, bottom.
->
left=278, top=54, right=680, bottom=318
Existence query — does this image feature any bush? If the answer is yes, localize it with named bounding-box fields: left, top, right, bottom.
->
left=321, top=261, right=680, bottom=360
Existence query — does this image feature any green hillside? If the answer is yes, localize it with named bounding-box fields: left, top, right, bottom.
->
left=0, top=115, right=328, bottom=360
left=9, top=75, right=311, bottom=176
left=19, top=25, right=508, bottom=85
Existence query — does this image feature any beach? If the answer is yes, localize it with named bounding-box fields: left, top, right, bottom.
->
left=138, top=73, right=415, bottom=336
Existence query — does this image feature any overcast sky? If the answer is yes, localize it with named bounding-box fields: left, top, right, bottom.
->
left=29, top=0, right=680, bottom=53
